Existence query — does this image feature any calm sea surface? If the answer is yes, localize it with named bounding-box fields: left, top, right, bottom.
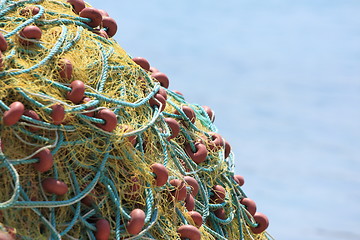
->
left=95, top=1, right=360, bottom=239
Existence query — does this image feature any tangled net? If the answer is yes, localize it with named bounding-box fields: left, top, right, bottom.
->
left=0, top=0, right=273, bottom=239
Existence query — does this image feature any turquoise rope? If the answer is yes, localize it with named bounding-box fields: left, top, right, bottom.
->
left=0, top=155, right=20, bottom=209
left=59, top=170, right=82, bottom=236
left=1, top=25, right=68, bottom=77
left=0, top=0, right=264, bottom=238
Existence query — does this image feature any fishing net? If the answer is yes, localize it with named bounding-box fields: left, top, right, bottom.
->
left=0, top=0, right=273, bottom=239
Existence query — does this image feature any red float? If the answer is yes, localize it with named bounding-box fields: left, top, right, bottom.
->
left=202, top=105, right=215, bottom=122
left=170, top=179, right=187, bottom=201
left=132, top=57, right=150, bottom=71
left=0, top=33, right=7, bottom=52
left=58, top=59, right=73, bottom=80
left=80, top=8, right=102, bottom=28
left=94, top=109, right=117, bottom=132
left=175, top=106, right=196, bottom=124
left=149, top=66, right=159, bottom=73
left=51, top=104, right=65, bottom=125
left=67, top=0, right=85, bottom=14
left=67, top=80, right=85, bottom=104
left=101, top=17, right=117, bottom=38
left=42, top=178, right=68, bottom=195
left=177, top=225, right=201, bottom=240
left=240, top=198, right=257, bottom=216
left=151, top=72, right=169, bottom=88
left=183, top=176, right=199, bottom=197
left=93, top=29, right=108, bottom=39
left=20, top=6, right=40, bottom=16
left=185, top=193, right=195, bottom=211
left=126, top=209, right=145, bottom=235
left=19, top=26, right=42, bottom=45
left=224, top=140, right=231, bottom=158
left=149, top=93, right=166, bottom=112
left=188, top=211, right=203, bottom=228
left=81, top=97, right=95, bottom=117
left=214, top=208, right=226, bottom=220
left=184, top=142, right=208, bottom=164
left=151, top=163, right=168, bottom=186
left=98, top=9, right=109, bottom=17
left=207, top=132, right=224, bottom=151
left=95, top=219, right=110, bottom=240
left=158, top=88, right=167, bottom=100
left=250, top=212, right=269, bottom=234
left=3, top=102, right=24, bottom=126
left=23, top=109, right=41, bottom=131
left=33, top=149, right=53, bottom=173
left=233, top=175, right=245, bottom=186
left=211, top=185, right=226, bottom=204
left=164, top=118, right=180, bottom=140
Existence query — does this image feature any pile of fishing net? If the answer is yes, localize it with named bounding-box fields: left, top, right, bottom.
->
left=0, top=0, right=273, bottom=239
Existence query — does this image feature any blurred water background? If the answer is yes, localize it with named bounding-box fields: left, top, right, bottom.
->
left=94, top=0, right=360, bottom=239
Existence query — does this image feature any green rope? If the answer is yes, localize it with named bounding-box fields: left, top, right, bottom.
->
left=0, top=0, right=269, bottom=239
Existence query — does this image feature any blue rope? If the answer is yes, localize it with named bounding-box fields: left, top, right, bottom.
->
left=0, top=0, right=267, bottom=239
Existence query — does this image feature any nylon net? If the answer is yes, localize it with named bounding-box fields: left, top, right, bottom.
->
left=0, top=0, right=273, bottom=239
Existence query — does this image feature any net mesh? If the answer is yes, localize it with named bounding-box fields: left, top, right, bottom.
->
left=0, top=0, right=273, bottom=239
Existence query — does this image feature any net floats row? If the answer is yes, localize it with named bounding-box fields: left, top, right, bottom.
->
left=0, top=129, right=268, bottom=238
left=1, top=96, right=214, bottom=134
left=1, top=101, right=229, bottom=165
left=0, top=1, right=118, bottom=50
left=70, top=0, right=118, bottom=38
left=132, top=57, right=170, bottom=89
left=92, top=209, right=146, bottom=238
left=1, top=55, right=216, bottom=139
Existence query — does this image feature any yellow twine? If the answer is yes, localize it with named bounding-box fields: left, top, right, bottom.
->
left=0, top=0, right=273, bottom=239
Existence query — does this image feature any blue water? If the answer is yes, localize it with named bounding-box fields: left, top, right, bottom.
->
left=95, top=1, right=360, bottom=239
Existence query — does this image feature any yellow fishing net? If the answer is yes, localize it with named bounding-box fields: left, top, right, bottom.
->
left=0, top=0, right=273, bottom=239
